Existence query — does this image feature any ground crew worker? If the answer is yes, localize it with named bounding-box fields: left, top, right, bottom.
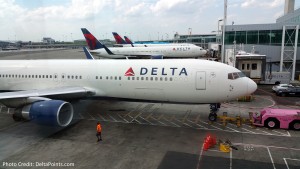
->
left=96, top=121, right=102, bottom=142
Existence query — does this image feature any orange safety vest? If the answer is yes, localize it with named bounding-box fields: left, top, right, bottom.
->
left=97, top=124, right=102, bottom=132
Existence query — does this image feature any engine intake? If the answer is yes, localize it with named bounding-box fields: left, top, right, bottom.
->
left=20, top=100, right=74, bottom=127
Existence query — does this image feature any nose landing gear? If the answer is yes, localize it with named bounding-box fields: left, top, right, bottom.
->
left=208, top=103, right=220, bottom=122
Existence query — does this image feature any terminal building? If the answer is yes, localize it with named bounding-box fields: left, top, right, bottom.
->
left=173, top=0, right=300, bottom=80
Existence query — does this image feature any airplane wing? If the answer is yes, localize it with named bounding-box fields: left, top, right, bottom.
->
left=0, top=86, right=95, bottom=100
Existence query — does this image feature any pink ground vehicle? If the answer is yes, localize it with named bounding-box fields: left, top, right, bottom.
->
left=252, top=108, right=300, bottom=130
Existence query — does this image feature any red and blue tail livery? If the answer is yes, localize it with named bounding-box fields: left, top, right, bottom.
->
left=81, top=28, right=104, bottom=50
left=112, top=32, right=127, bottom=44
left=124, top=36, right=133, bottom=45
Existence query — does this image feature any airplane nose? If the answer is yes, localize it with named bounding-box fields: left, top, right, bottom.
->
left=247, top=79, right=257, bottom=94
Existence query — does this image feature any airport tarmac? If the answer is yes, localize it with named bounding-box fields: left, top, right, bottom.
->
left=0, top=49, right=299, bottom=169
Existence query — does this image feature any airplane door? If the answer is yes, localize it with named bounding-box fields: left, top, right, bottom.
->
left=195, top=71, right=206, bottom=90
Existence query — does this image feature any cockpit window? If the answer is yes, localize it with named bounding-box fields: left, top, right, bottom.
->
left=228, top=72, right=246, bottom=80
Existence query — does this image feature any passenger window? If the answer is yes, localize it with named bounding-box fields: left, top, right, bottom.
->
left=247, top=64, right=250, bottom=70
left=80, top=76, right=82, bottom=79
left=170, top=77, right=173, bottom=81
left=146, top=77, right=148, bottom=81
left=242, top=64, right=245, bottom=70
left=106, top=76, right=108, bottom=80
left=128, top=77, right=130, bottom=80
left=96, top=76, right=98, bottom=79
left=62, top=75, right=64, bottom=79
left=100, top=76, right=102, bottom=80
left=137, top=77, right=139, bottom=80
left=132, top=77, right=135, bottom=80
left=150, top=77, right=153, bottom=81
left=119, top=76, right=121, bottom=80
left=141, top=77, right=144, bottom=80
left=155, top=77, right=158, bottom=81
left=76, top=76, right=78, bottom=79
left=110, top=76, right=113, bottom=80
left=50, top=75, right=52, bottom=78
left=165, top=77, right=168, bottom=81
left=115, top=76, right=117, bottom=80
left=160, top=77, right=163, bottom=81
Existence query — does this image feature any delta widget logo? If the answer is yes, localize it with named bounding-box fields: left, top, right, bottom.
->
left=125, top=67, right=135, bottom=76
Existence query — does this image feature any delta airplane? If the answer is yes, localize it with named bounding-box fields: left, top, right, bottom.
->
left=112, top=32, right=197, bottom=47
left=0, top=47, right=257, bottom=127
left=82, top=28, right=207, bottom=59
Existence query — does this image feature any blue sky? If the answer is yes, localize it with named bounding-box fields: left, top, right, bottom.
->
left=0, top=0, right=299, bottom=42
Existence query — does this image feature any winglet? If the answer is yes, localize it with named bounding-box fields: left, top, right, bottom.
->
left=81, top=28, right=104, bottom=50
left=112, top=32, right=127, bottom=44
left=83, top=47, right=95, bottom=60
left=124, top=36, right=134, bottom=47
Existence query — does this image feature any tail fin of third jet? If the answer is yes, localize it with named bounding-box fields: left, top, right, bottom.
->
left=124, top=36, right=135, bottom=47
left=112, top=32, right=127, bottom=44
left=81, top=28, right=104, bottom=50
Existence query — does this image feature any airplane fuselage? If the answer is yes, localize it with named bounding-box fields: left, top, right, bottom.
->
left=90, top=45, right=206, bottom=58
left=0, top=59, right=256, bottom=104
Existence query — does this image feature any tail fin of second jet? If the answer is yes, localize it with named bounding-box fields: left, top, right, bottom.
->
left=81, top=28, right=104, bottom=50
left=112, top=32, right=127, bottom=44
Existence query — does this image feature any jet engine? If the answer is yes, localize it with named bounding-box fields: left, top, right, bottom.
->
left=13, top=100, right=73, bottom=127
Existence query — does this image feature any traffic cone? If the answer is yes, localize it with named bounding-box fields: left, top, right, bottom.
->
left=211, top=135, right=217, bottom=146
left=203, top=142, right=209, bottom=151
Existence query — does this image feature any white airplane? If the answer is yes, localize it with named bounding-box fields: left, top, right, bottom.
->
left=82, top=28, right=207, bottom=59
left=0, top=48, right=257, bottom=127
left=112, top=32, right=196, bottom=47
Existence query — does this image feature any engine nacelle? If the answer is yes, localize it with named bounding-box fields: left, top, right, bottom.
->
left=19, top=100, right=74, bottom=127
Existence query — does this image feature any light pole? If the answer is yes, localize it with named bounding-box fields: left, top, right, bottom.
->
left=221, top=0, right=227, bottom=63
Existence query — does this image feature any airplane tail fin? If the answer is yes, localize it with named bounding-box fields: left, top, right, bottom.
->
left=112, top=32, right=127, bottom=44
left=83, top=47, right=95, bottom=60
left=81, top=28, right=104, bottom=50
left=124, top=36, right=134, bottom=47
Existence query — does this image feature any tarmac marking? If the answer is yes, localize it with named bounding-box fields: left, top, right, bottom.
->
left=241, top=128, right=257, bottom=134
left=107, top=114, right=117, bottom=122
left=230, top=149, right=232, bottom=169
left=117, top=114, right=129, bottom=123
left=271, top=130, right=290, bottom=136
left=283, top=158, right=300, bottom=169
left=157, top=114, right=164, bottom=120
left=181, top=110, right=190, bottom=122
left=267, top=147, right=276, bottom=169
left=138, top=115, right=153, bottom=125
left=234, top=143, right=300, bottom=151
left=196, top=143, right=205, bottom=169
left=134, top=112, right=143, bottom=119
left=186, top=119, right=207, bottom=129
left=194, top=114, right=201, bottom=123
left=86, top=112, right=96, bottom=120
left=145, top=113, right=153, bottom=120
left=255, top=128, right=272, bottom=135
left=163, top=117, right=180, bottom=127
left=97, top=114, right=108, bottom=121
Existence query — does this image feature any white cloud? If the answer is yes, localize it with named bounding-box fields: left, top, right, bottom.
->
left=150, top=0, right=188, bottom=13
left=124, top=2, right=148, bottom=16
left=241, top=0, right=283, bottom=9
left=241, top=0, right=256, bottom=8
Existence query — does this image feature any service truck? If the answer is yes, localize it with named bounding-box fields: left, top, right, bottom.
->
left=252, top=108, right=300, bottom=130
